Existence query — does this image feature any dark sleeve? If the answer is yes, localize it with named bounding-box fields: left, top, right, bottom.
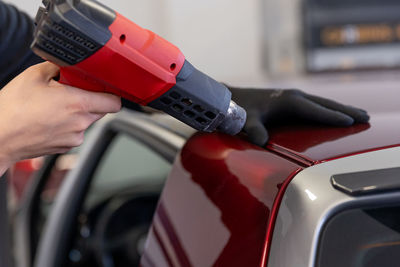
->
left=0, top=1, right=43, bottom=89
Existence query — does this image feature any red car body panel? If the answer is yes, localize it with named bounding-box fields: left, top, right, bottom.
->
left=142, top=133, right=302, bottom=267
left=267, top=112, right=400, bottom=164
left=143, top=89, right=400, bottom=267
left=9, top=158, right=43, bottom=201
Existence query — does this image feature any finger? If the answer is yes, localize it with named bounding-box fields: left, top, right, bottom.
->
left=243, top=113, right=269, bottom=146
left=35, top=62, right=60, bottom=81
left=304, top=94, right=369, bottom=123
left=89, top=112, right=107, bottom=123
left=67, top=86, right=122, bottom=113
left=293, top=96, right=355, bottom=126
left=59, top=131, right=85, bottom=148
left=70, top=113, right=105, bottom=133
left=85, top=113, right=106, bottom=128
left=49, top=147, right=73, bottom=155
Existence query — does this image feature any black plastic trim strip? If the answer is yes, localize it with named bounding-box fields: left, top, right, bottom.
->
left=331, top=167, right=400, bottom=196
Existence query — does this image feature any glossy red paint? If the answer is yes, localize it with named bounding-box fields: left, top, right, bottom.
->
left=142, top=133, right=302, bottom=267
left=267, top=112, right=400, bottom=163
left=142, top=84, right=400, bottom=267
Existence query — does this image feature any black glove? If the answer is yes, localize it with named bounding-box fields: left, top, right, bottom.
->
left=229, top=87, right=370, bottom=146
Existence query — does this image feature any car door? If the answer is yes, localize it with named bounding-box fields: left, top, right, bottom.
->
left=14, top=109, right=193, bottom=267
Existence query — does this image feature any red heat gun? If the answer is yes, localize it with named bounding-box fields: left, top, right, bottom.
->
left=31, top=0, right=246, bottom=135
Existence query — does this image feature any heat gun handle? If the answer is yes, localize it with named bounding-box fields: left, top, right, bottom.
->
left=32, top=0, right=185, bottom=104
left=58, top=67, right=115, bottom=95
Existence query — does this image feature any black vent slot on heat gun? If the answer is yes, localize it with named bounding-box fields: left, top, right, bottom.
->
left=34, top=21, right=100, bottom=65
left=32, top=0, right=115, bottom=66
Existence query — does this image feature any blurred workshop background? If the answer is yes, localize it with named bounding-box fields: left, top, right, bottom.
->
left=6, top=0, right=400, bottom=110
left=1, top=2, right=399, bottom=267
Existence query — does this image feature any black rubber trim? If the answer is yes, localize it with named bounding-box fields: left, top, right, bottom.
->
left=0, top=173, right=11, bottom=267
left=15, top=155, right=60, bottom=266
left=331, top=167, right=400, bottom=196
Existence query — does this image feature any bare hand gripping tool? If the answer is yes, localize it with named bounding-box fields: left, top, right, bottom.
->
left=31, top=0, right=246, bottom=135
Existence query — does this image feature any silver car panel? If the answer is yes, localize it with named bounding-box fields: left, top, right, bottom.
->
left=268, top=146, right=400, bottom=267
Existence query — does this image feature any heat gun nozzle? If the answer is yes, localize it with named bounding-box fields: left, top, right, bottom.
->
left=218, top=101, right=247, bottom=135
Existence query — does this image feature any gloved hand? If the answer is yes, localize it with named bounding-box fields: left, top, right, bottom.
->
left=229, top=87, right=370, bottom=146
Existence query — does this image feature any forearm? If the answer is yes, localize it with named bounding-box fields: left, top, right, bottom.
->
left=0, top=1, right=43, bottom=89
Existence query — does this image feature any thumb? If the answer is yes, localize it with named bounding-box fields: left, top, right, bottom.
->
left=35, top=61, right=60, bottom=82
left=243, top=113, right=269, bottom=146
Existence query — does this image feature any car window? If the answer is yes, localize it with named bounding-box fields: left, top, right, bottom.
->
left=83, top=133, right=171, bottom=208
left=63, top=133, right=171, bottom=267
left=317, top=206, right=400, bottom=267
left=34, top=131, right=172, bottom=267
